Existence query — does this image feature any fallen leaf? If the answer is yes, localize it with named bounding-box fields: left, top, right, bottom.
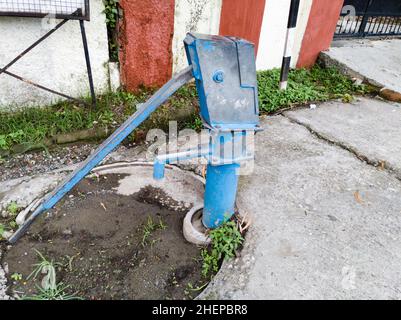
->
left=237, top=212, right=252, bottom=233
left=201, top=165, right=207, bottom=178
left=354, top=191, right=363, bottom=204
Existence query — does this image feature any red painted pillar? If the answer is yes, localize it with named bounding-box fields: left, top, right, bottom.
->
left=119, top=0, right=175, bottom=92
left=297, top=0, right=344, bottom=68
left=219, top=0, right=266, bottom=55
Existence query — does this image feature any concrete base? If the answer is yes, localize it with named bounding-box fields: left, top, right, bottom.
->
left=0, top=162, right=205, bottom=223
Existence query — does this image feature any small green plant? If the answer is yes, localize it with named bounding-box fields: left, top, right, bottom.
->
left=22, top=250, right=81, bottom=300
left=201, top=220, right=244, bottom=278
left=27, top=250, right=61, bottom=285
left=0, top=211, right=19, bottom=239
left=186, top=115, right=203, bottom=131
left=186, top=281, right=209, bottom=293
left=22, top=283, right=82, bottom=300
left=0, top=224, right=5, bottom=239
left=184, top=281, right=209, bottom=297
left=342, top=93, right=354, bottom=103
left=158, top=218, right=167, bottom=230
left=0, top=202, right=21, bottom=239
left=98, top=109, right=115, bottom=126
left=103, top=0, right=120, bottom=61
left=10, top=273, right=23, bottom=281
left=0, top=219, right=18, bottom=240
left=141, top=216, right=167, bottom=247
left=0, top=135, right=7, bottom=150
left=7, top=201, right=20, bottom=216
left=103, top=0, right=119, bottom=29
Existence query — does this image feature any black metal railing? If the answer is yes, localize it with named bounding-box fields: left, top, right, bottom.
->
left=336, top=15, right=401, bottom=37
left=335, top=0, right=401, bottom=38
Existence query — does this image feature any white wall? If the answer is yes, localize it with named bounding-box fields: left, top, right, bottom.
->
left=0, top=0, right=110, bottom=110
left=172, top=0, right=223, bottom=73
left=291, top=0, right=313, bottom=67
left=256, top=0, right=312, bottom=70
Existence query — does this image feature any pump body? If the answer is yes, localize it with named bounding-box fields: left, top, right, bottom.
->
left=154, top=33, right=260, bottom=228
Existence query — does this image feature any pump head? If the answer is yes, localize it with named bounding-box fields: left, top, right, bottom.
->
left=184, top=33, right=260, bottom=131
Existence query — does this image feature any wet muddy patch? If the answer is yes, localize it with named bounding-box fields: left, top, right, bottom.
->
left=2, top=173, right=206, bottom=300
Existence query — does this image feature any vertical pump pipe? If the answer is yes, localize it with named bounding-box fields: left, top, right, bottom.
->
left=279, top=0, right=300, bottom=90
left=203, top=163, right=241, bottom=229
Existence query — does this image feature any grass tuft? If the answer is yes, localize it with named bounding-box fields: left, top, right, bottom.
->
left=0, top=65, right=372, bottom=153
left=257, top=65, right=371, bottom=113
left=21, top=250, right=82, bottom=300
left=141, top=216, right=167, bottom=247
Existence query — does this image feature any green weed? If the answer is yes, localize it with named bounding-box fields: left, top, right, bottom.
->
left=10, top=273, right=23, bottom=281
left=141, top=216, right=167, bottom=247
left=22, top=250, right=82, bottom=300
left=6, top=201, right=20, bottom=216
left=22, top=283, right=82, bottom=300
left=103, top=0, right=120, bottom=61
left=201, top=220, right=244, bottom=278
left=257, top=65, right=370, bottom=113
left=0, top=201, right=21, bottom=240
left=185, top=114, right=203, bottom=131
left=0, top=224, right=5, bottom=240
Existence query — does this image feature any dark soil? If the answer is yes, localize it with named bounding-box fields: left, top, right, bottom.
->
left=3, top=174, right=205, bottom=300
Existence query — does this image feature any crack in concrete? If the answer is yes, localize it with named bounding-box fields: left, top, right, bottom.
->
left=282, top=114, right=401, bottom=182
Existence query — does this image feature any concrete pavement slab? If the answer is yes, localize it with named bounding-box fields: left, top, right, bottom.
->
left=321, top=38, right=401, bottom=94
left=201, top=115, right=401, bottom=299
left=285, top=97, right=401, bottom=179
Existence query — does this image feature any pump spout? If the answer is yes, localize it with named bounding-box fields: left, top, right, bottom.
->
left=9, top=66, right=194, bottom=244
